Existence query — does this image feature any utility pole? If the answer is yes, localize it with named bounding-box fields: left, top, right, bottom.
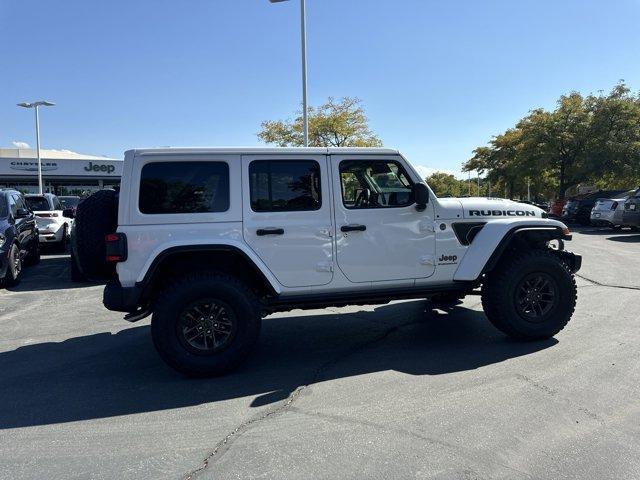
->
left=269, top=0, right=309, bottom=146
left=17, top=100, right=55, bottom=194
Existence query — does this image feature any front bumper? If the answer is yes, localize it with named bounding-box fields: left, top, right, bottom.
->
left=38, top=224, right=64, bottom=243
left=103, top=280, right=144, bottom=312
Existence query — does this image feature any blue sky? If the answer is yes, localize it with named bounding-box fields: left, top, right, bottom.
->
left=1, top=0, right=639, bottom=177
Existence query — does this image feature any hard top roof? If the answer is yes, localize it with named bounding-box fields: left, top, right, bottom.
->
left=128, top=147, right=400, bottom=157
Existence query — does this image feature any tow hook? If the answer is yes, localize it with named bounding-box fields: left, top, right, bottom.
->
left=554, top=250, right=582, bottom=273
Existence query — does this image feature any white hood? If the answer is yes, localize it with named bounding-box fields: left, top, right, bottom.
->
left=435, top=197, right=545, bottom=220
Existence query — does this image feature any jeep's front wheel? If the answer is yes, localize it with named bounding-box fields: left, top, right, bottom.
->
left=481, top=250, right=577, bottom=340
left=151, top=273, right=261, bottom=377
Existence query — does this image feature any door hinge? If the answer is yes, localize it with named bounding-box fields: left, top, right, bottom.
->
left=316, top=261, right=334, bottom=272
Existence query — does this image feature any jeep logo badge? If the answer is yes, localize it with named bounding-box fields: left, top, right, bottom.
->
left=438, top=254, right=458, bottom=265
left=85, top=161, right=116, bottom=174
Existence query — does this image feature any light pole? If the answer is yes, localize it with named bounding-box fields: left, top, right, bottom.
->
left=269, top=0, right=309, bottom=147
left=17, top=101, right=55, bottom=194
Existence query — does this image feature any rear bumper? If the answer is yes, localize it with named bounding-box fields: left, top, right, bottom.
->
left=103, top=280, right=143, bottom=312
left=589, top=218, right=614, bottom=226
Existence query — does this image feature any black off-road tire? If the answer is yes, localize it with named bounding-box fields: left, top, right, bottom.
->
left=74, top=190, right=118, bottom=279
left=24, top=237, right=41, bottom=266
left=481, top=249, right=577, bottom=340
left=151, top=272, right=262, bottom=377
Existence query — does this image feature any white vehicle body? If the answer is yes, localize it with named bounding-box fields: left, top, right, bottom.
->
left=113, top=148, right=567, bottom=295
left=101, top=147, right=581, bottom=376
left=24, top=193, right=71, bottom=244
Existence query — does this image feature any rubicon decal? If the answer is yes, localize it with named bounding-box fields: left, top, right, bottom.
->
left=468, top=210, right=536, bottom=217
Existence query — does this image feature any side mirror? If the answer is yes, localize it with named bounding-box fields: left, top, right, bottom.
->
left=15, top=208, right=30, bottom=218
left=62, top=208, right=75, bottom=219
left=414, top=183, right=429, bottom=211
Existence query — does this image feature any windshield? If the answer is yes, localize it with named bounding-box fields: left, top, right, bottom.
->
left=25, top=196, right=50, bottom=211
left=59, top=197, right=81, bottom=208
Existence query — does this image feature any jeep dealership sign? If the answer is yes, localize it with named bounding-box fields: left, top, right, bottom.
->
left=0, top=158, right=122, bottom=177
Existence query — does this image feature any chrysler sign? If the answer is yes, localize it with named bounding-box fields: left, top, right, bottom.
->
left=10, top=161, right=59, bottom=172
left=1, top=158, right=122, bottom=177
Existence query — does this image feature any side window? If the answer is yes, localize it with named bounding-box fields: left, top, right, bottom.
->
left=8, top=194, right=17, bottom=216
left=139, top=161, right=230, bottom=214
left=339, top=160, right=414, bottom=209
left=249, top=160, right=321, bottom=212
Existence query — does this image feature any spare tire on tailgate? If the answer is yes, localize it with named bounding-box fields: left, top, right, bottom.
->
left=73, top=189, right=118, bottom=279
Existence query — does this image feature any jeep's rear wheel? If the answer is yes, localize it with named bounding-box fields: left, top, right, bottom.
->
left=481, top=250, right=577, bottom=340
left=151, top=273, right=261, bottom=377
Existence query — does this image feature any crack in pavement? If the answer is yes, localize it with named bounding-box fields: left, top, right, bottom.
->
left=183, top=317, right=426, bottom=480
left=575, top=274, right=640, bottom=291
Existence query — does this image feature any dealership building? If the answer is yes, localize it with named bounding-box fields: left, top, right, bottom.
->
left=0, top=147, right=122, bottom=195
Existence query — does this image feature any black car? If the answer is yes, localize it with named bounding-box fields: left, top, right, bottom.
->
left=0, top=189, right=40, bottom=287
left=622, top=188, right=640, bottom=229
left=562, top=189, right=628, bottom=225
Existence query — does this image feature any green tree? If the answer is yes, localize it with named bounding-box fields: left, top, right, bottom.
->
left=425, top=172, right=463, bottom=197
left=464, top=82, right=640, bottom=199
left=258, top=97, right=382, bottom=147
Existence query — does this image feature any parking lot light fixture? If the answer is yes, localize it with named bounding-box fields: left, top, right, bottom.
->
left=17, top=100, right=55, bottom=194
left=269, top=0, right=309, bottom=147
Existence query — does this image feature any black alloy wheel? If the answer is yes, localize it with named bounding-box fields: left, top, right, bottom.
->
left=177, top=298, right=237, bottom=354
left=515, top=272, right=557, bottom=322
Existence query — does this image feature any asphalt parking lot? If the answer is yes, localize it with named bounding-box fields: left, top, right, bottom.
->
left=1, top=228, right=639, bottom=480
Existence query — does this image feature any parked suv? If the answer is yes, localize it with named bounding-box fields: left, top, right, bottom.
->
left=622, top=188, right=640, bottom=229
left=562, top=190, right=628, bottom=225
left=0, top=189, right=40, bottom=287
left=97, top=148, right=581, bottom=376
left=24, top=193, right=71, bottom=250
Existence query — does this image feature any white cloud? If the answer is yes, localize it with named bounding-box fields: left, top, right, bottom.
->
left=12, top=141, right=30, bottom=149
left=413, top=164, right=465, bottom=180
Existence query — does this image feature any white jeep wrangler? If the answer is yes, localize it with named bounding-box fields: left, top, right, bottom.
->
left=102, top=147, right=581, bottom=376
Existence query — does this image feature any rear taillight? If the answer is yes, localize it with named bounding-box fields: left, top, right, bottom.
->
left=105, top=232, right=127, bottom=262
left=611, top=201, right=618, bottom=210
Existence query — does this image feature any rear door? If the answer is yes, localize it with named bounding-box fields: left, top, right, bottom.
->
left=241, top=154, right=334, bottom=288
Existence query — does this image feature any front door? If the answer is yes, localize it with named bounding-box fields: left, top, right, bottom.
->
left=242, top=155, right=334, bottom=288
left=331, top=155, right=436, bottom=283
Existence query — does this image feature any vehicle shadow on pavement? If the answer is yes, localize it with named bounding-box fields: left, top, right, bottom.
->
left=607, top=234, right=640, bottom=243
left=0, top=300, right=556, bottom=429
left=6, top=255, right=103, bottom=292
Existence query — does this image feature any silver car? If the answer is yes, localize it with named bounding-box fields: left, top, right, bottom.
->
left=590, top=191, right=635, bottom=229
